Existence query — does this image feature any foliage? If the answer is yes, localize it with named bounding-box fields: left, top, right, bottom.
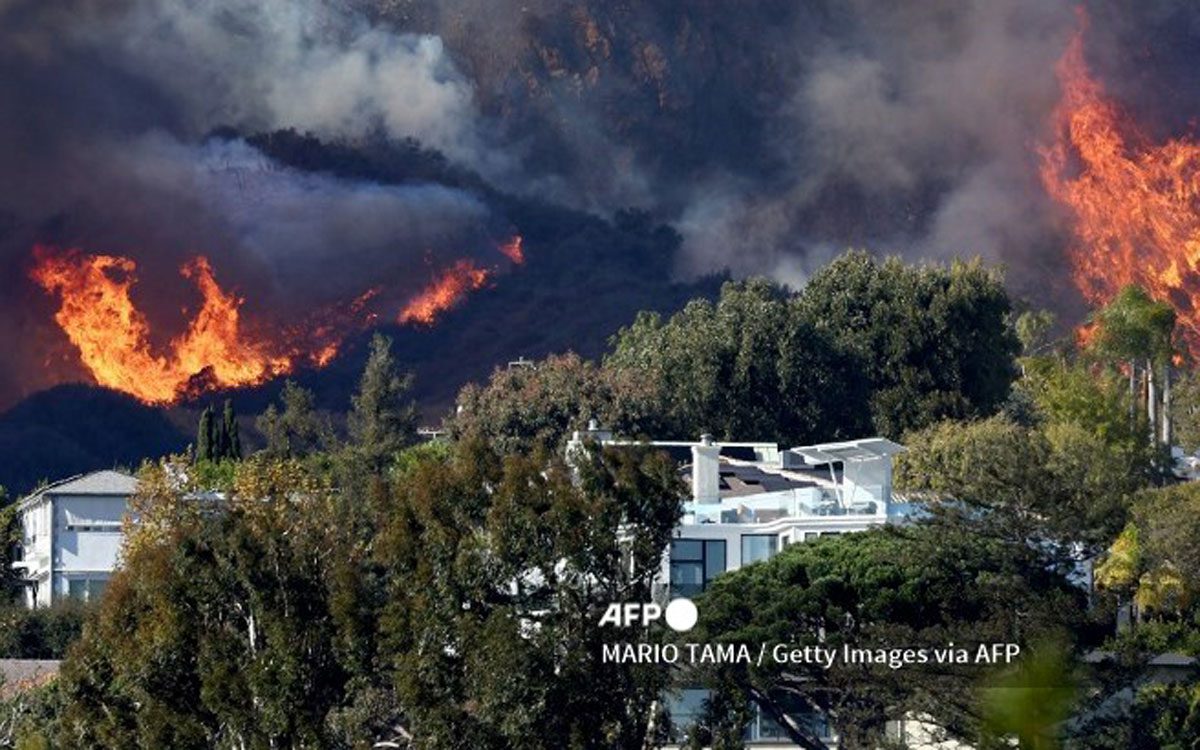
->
left=896, top=416, right=1137, bottom=559
left=54, top=440, right=683, bottom=749
left=1096, top=482, right=1200, bottom=617
left=0, top=601, right=89, bottom=659
left=347, top=334, right=418, bottom=471
left=222, top=400, right=242, bottom=461
left=0, top=487, right=18, bottom=603
left=195, top=406, right=214, bottom=463
left=255, top=380, right=332, bottom=459
left=1171, top=367, right=1200, bottom=453
left=450, top=352, right=663, bottom=452
left=796, top=251, right=1020, bottom=438
left=981, top=640, right=1078, bottom=750
left=1089, top=286, right=1176, bottom=366
left=605, top=278, right=870, bottom=445
left=0, top=680, right=64, bottom=750
left=685, top=525, right=1084, bottom=749
left=374, top=437, right=682, bottom=750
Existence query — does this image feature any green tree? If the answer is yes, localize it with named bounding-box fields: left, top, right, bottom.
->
left=347, top=334, right=418, bottom=471
left=449, top=352, right=663, bottom=452
left=605, top=278, right=870, bottom=444
left=196, top=406, right=215, bottom=463
left=896, top=416, right=1137, bottom=560
left=1089, top=286, right=1176, bottom=445
left=255, top=380, right=329, bottom=459
left=221, top=400, right=241, bottom=461
left=375, top=438, right=683, bottom=750
left=685, top=526, right=1083, bottom=749
left=54, top=440, right=684, bottom=750
left=795, top=251, right=1020, bottom=437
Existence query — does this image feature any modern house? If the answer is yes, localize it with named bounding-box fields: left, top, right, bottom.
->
left=11, top=470, right=137, bottom=608
left=567, top=425, right=913, bottom=747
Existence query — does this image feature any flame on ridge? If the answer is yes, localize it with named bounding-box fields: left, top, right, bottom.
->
left=1039, top=10, right=1200, bottom=350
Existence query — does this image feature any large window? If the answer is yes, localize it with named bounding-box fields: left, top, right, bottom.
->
left=664, top=688, right=833, bottom=743
left=670, top=539, right=726, bottom=597
left=741, top=534, right=779, bottom=565
left=66, top=577, right=108, bottom=602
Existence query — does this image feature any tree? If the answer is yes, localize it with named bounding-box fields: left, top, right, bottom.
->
left=795, top=251, right=1020, bottom=438
left=222, top=400, right=242, bottom=461
left=347, top=334, right=418, bottom=470
left=1089, top=286, right=1176, bottom=445
left=54, top=440, right=685, bottom=750
left=449, top=352, right=663, bottom=452
left=605, top=278, right=870, bottom=445
left=195, top=406, right=215, bottom=463
left=895, top=415, right=1138, bottom=560
left=684, top=526, right=1084, bottom=749
left=255, top=380, right=329, bottom=459
left=375, top=438, right=683, bottom=750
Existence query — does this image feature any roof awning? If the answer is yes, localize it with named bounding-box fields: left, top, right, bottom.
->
left=789, top=437, right=905, bottom=465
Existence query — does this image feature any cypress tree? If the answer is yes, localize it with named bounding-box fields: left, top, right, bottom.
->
left=348, top=333, right=418, bottom=471
left=197, top=406, right=215, bottom=462
left=223, top=400, right=242, bottom=460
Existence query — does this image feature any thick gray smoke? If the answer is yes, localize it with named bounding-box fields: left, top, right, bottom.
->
left=0, top=0, right=505, bottom=406
left=675, top=1, right=1076, bottom=291
left=0, top=0, right=1190, bottom=406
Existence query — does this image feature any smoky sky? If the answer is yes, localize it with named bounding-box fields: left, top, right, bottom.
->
left=0, top=0, right=1195, bottom=407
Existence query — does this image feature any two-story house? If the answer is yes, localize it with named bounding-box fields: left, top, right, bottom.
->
left=11, top=470, right=137, bottom=608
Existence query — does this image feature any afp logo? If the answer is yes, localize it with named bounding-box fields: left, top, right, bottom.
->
left=599, top=598, right=698, bottom=632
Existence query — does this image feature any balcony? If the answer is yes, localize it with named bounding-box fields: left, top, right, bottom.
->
left=681, top=487, right=886, bottom=525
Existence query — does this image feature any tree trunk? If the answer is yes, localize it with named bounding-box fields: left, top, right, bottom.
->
left=1163, top=361, right=1173, bottom=447
left=1129, top=362, right=1138, bottom=424
left=1147, top=360, right=1157, bottom=442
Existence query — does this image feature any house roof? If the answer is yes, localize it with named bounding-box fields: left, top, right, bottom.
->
left=19, top=470, right=138, bottom=510
left=790, top=437, right=905, bottom=465
left=0, top=660, right=60, bottom=698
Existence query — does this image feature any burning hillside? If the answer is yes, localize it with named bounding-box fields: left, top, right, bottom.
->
left=31, top=236, right=523, bottom=405
left=1040, top=10, right=1200, bottom=350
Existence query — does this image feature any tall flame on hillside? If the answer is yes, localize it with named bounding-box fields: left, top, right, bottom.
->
left=1040, top=11, right=1200, bottom=349
left=31, top=247, right=292, bottom=404
left=31, top=246, right=376, bottom=404
left=32, top=235, right=525, bottom=404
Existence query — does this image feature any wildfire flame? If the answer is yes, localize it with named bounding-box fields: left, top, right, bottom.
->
left=397, top=234, right=525, bottom=326
left=498, top=235, right=525, bottom=264
left=1040, top=10, right=1200, bottom=350
left=31, top=246, right=376, bottom=405
left=398, top=259, right=490, bottom=325
left=32, top=234, right=525, bottom=404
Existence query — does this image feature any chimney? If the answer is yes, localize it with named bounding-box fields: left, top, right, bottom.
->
left=691, top=433, right=721, bottom=504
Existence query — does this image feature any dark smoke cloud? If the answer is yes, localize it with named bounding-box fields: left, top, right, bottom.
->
left=675, top=1, right=1077, bottom=291
left=0, top=0, right=1190, bottom=407
left=0, top=0, right=505, bottom=407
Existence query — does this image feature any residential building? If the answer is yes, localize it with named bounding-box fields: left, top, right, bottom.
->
left=11, top=470, right=137, bottom=608
left=567, top=426, right=912, bottom=747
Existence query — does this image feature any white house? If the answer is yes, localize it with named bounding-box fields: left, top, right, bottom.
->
left=567, top=425, right=916, bottom=747
left=11, top=470, right=137, bottom=608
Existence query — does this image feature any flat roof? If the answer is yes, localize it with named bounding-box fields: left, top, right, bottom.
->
left=790, top=438, right=905, bottom=465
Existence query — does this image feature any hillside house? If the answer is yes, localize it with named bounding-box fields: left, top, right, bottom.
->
left=10, top=470, right=137, bottom=608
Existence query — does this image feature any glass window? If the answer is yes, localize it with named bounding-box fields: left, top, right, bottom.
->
left=741, top=534, right=779, bottom=565
left=664, top=688, right=709, bottom=742
left=87, top=579, right=107, bottom=601
left=67, top=579, right=87, bottom=601
left=670, top=539, right=726, bottom=597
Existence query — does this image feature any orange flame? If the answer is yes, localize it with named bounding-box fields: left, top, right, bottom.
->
left=31, top=246, right=373, bottom=405
left=498, top=235, right=525, bottom=264
left=398, top=260, right=490, bottom=325
left=1040, top=11, right=1200, bottom=350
